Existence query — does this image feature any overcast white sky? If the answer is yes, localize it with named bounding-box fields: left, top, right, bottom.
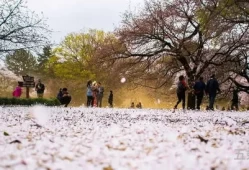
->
left=26, top=0, right=144, bottom=44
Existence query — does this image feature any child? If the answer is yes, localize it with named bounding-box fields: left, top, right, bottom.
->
left=130, top=102, right=135, bottom=108
left=57, top=88, right=63, bottom=100
left=12, top=83, right=22, bottom=98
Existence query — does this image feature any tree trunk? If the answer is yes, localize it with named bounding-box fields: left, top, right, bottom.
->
left=187, top=74, right=196, bottom=110
left=26, top=87, right=30, bottom=99
left=187, top=92, right=195, bottom=110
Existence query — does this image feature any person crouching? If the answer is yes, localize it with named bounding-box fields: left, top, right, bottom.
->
left=57, top=88, right=72, bottom=107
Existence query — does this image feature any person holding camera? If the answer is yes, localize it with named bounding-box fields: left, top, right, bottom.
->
left=35, top=79, right=45, bottom=98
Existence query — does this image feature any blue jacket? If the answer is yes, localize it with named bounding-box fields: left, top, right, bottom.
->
left=177, top=81, right=187, bottom=94
left=57, top=90, right=63, bottom=100
left=194, top=81, right=206, bottom=94
left=87, top=86, right=93, bottom=96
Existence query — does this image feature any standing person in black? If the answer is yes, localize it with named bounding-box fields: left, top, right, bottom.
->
left=174, top=75, right=188, bottom=111
left=108, top=90, right=113, bottom=108
left=194, top=77, right=206, bottom=110
left=35, top=79, right=45, bottom=98
left=205, top=74, right=221, bottom=110
left=231, top=87, right=239, bottom=111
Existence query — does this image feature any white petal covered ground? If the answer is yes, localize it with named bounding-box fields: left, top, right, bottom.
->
left=0, top=106, right=249, bottom=170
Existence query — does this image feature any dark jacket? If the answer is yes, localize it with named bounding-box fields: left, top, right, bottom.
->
left=35, top=83, right=45, bottom=94
left=108, top=93, right=113, bottom=103
left=206, top=78, right=220, bottom=95
left=98, top=86, right=104, bottom=96
left=57, top=89, right=63, bottom=100
left=177, top=80, right=187, bottom=94
left=59, top=91, right=71, bottom=105
left=194, top=81, right=206, bottom=94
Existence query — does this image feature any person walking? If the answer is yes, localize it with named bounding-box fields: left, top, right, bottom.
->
left=97, top=82, right=104, bottom=107
left=194, top=77, right=206, bottom=110
left=35, top=79, right=45, bottom=98
left=108, top=90, right=113, bottom=108
left=205, top=74, right=221, bottom=110
left=174, top=75, right=188, bottom=111
left=86, top=80, right=93, bottom=107
left=231, top=87, right=239, bottom=111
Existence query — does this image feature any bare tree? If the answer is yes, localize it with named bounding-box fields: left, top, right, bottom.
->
left=201, top=0, right=249, bottom=93
left=114, top=0, right=249, bottom=89
left=227, top=50, right=249, bottom=93
left=0, top=0, right=50, bottom=56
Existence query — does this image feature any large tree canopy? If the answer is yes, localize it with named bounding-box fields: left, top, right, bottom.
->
left=43, top=30, right=125, bottom=105
left=37, top=46, right=53, bottom=75
left=0, top=0, right=50, bottom=55
left=47, top=30, right=109, bottom=80
left=205, top=0, right=249, bottom=93
left=5, top=49, right=37, bottom=76
left=115, top=0, right=249, bottom=88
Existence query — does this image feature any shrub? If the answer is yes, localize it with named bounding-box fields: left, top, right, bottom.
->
left=0, top=98, right=61, bottom=106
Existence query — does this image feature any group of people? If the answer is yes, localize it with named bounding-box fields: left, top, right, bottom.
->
left=34, top=80, right=72, bottom=107
left=130, top=102, right=142, bottom=109
left=174, top=74, right=239, bottom=111
left=12, top=79, right=45, bottom=98
left=12, top=79, right=71, bottom=107
left=56, top=88, right=72, bottom=107
left=174, top=74, right=220, bottom=111
left=12, top=78, right=113, bottom=108
left=86, top=80, right=113, bottom=108
left=12, top=76, right=240, bottom=110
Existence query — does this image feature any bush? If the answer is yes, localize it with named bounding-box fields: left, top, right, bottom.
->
left=0, top=97, right=61, bottom=106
